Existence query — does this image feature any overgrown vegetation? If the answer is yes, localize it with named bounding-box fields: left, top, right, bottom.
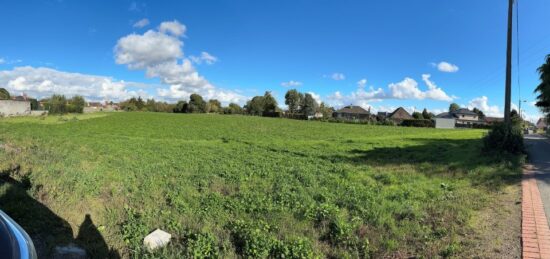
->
left=483, top=110, right=525, bottom=154
left=0, top=113, right=521, bottom=257
left=42, top=94, right=86, bottom=114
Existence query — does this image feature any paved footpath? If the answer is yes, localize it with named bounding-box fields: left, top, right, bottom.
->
left=523, top=134, right=550, bottom=258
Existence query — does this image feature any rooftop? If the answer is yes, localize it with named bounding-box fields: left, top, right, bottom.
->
left=335, top=105, right=369, bottom=114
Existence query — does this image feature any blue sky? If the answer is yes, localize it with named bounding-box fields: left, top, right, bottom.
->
left=0, top=0, right=549, bottom=121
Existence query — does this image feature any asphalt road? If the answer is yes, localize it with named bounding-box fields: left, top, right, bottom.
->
left=525, top=134, right=550, bottom=226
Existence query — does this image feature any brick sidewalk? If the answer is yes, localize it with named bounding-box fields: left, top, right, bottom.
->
left=523, top=167, right=550, bottom=259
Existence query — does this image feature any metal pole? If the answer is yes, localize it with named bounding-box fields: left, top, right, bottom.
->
left=504, top=0, right=514, bottom=125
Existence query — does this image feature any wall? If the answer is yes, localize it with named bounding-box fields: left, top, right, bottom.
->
left=435, top=118, right=456, bottom=129
left=30, top=110, right=48, bottom=116
left=0, top=100, right=31, bottom=117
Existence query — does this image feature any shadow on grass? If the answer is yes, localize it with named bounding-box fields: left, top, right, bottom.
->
left=0, top=171, right=120, bottom=258
left=324, top=138, right=522, bottom=188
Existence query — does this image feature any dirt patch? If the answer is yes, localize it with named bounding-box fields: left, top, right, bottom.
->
left=460, top=184, right=521, bottom=258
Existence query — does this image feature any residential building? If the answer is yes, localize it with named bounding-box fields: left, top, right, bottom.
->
left=378, top=107, right=413, bottom=123
left=436, top=108, right=482, bottom=128
left=333, top=105, right=371, bottom=120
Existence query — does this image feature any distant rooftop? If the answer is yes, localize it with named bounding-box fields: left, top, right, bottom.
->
left=335, top=105, right=369, bottom=114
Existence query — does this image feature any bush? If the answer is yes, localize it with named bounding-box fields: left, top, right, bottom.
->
left=271, top=238, right=315, bottom=258
left=46, top=94, right=68, bottom=114
left=227, top=220, right=275, bottom=258
left=182, top=231, right=220, bottom=258
left=483, top=122, right=524, bottom=154
left=401, top=119, right=434, bottom=128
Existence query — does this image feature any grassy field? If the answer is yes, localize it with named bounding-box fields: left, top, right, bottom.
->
left=0, top=113, right=521, bottom=258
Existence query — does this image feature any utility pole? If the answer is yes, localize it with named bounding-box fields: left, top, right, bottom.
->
left=504, top=0, right=514, bottom=125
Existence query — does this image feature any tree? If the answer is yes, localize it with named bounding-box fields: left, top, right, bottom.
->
left=535, top=55, right=550, bottom=119
left=449, top=103, right=460, bottom=112
left=146, top=99, right=157, bottom=112
left=69, top=95, right=86, bottom=113
left=224, top=103, right=243, bottom=114
left=301, top=93, right=318, bottom=116
left=188, top=94, right=206, bottom=113
left=207, top=99, right=222, bottom=113
left=47, top=94, right=67, bottom=114
left=174, top=100, right=188, bottom=113
left=245, top=96, right=265, bottom=116
left=120, top=99, right=138, bottom=111
left=421, top=109, right=430, bottom=119
left=511, top=109, right=522, bottom=125
left=0, top=88, right=10, bottom=100
left=263, top=91, right=277, bottom=113
left=318, top=102, right=334, bottom=119
left=472, top=107, right=485, bottom=119
left=412, top=111, right=424, bottom=120
left=135, top=97, right=145, bottom=110
left=284, top=89, right=303, bottom=114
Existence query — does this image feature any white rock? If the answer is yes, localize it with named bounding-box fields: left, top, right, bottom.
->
left=143, top=229, right=171, bottom=250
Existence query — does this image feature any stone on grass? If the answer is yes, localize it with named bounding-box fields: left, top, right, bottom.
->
left=144, top=229, right=171, bottom=250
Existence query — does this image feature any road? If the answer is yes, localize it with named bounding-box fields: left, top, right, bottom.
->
left=525, top=134, right=550, bottom=226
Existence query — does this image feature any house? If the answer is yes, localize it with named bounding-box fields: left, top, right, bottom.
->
left=333, top=105, right=371, bottom=120
left=377, top=107, right=413, bottom=123
left=453, top=108, right=480, bottom=125
left=435, top=108, right=482, bottom=128
left=537, top=118, right=548, bottom=130
left=386, top=107, right=413, bottom=122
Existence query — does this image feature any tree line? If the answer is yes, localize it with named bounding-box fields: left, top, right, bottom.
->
left=116, top=89, right=334, bottom=118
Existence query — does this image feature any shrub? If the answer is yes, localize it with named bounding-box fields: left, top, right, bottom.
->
left=227, top=220, right=275, bottom=258
left=483, top=122, right=524, bottom=154
left=401, top=119, right=434, bottom=128
left=271, top=238, right=315, bottom=259
left=182, top=231, right=220, bottom=258
left=46, top=94, right=67, bottom=114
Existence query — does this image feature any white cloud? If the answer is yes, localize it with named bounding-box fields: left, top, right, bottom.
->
left=389, top=76, right=455, bottom=101
left=133, top=18, right=150, bottom=28
left=115, top=20, right=245, bottom=104
left=159, top=20, right=186, bottom=37
left=421, top=74, right=454, bottom=101
left=388, top=78, right=424, bottom=100
left=307, top=92, right=321, bottom=104
left=0, top=58, right=22, bottom=65
left=434, top=61, right=459, bottom=73
left=357, top=78, right=367, bottom=88
left=326, top=74, right=455, bottom=109
left=0, top=66, right=148, bottom=101
left=189, top=52, right=218, bottom=65
left=331, top=73, right=345, bottom=80
left=281, top=80, right=302, bottom=87
left=115, top=30, right=183, bottom=69
left=467, top=96, right=501, bottom=117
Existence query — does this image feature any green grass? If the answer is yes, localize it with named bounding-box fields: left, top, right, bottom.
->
left=0, top=113, right=521, bottom=258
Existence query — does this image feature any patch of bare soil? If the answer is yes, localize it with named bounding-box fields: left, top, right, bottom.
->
left=460, top=184, right=521, bottom=258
